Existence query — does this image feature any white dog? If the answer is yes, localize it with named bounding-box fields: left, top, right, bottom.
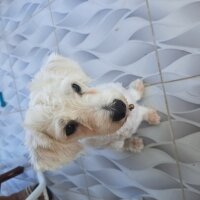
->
left=25, top=54, right=160, bottom=171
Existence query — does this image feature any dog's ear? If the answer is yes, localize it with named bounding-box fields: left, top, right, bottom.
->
left=24, top=105, right=57, bottom=170
left=30, top=54, right=92, bottom=92
left=25, top=128, right=56, bottom=170
left=24, top=105, right=50, bottom=133
left=45, top=53, right=91, bottom=83
left=25, top=126, right=83, bottom=171
left=24, top=105, right=84, bottom=170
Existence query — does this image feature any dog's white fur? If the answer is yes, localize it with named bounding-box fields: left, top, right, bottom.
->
left=25, top=54, right=160, bottom=171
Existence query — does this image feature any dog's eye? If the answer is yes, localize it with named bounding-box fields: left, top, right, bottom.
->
left=64, top=121, right=78, bottom=136
left=72, top=83, right=81, bottom=94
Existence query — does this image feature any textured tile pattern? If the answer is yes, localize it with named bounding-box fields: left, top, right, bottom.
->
left=0, top=113, right=36, bottom=195
left=164, top=77, right=200, bottom=200
left=5, top=7, right=57, bottom=110
left=1, top=0, right=200, bottom=200
left=0, top=39, right=20, bottom=114
left=0, top=0, right=49, bottom=35
left=148, top=0, right=200, bottom=82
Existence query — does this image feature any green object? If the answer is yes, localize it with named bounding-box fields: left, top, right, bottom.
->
left=0, top=92, right=6, bottom=107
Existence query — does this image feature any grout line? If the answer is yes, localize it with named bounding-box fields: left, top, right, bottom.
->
left=145, top=74, right=200, bottom=88
left=47, top=0, right=60, bottom=54
left=4, top=38, right=24, bottom=121
left=1, top=72, right=199, bottom=116
left=145, top=1, right=186, bottom=200
left=79, top=157, right=92, bottom=200
left=46, top=1, right=90, bottom=199
left=161, top=74, right=200, bottom=83
left=1, top=72, right=198, bottom=114
left=2, top=0, right=55, bottom=38
left=47, top=182, right=101, bottom=200
left=0, top=110, right=23, bottom=116
left=46, top=1, right=90, bottom=200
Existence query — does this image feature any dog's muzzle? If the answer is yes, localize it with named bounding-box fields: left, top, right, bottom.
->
left=103, top=99, right=129, bottom=122
left=111, top=99, right=126, bottom=121
left=103, top=99, right=134, bottom=122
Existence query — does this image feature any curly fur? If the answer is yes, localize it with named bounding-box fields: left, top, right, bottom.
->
left=25, top=54, right=160, bottom=171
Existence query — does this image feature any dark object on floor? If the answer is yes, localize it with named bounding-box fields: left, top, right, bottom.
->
left=0, top=166, right=24, bottom=184
left=0, top=184, right=52, bottom=200
left=0, top=166, right=52, bottom=200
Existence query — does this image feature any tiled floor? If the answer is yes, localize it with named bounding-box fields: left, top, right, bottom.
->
left=1, top=0, right=200, bottom=200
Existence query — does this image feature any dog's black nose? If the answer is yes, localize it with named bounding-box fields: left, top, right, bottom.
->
left=111, top=99, right=126, bottom=121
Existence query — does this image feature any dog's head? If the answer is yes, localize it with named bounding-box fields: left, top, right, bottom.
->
left=25, top=54, right=132, bottom=170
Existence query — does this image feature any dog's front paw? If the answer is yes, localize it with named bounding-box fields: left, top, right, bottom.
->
left=130, top=79, right=145, bottom=96
left=147, top=109, right=160, bottom=125
left=124, top=136, right=144, bottom=153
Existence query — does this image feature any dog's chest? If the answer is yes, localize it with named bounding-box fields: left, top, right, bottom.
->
left=115, top=105, right=140, bottom=138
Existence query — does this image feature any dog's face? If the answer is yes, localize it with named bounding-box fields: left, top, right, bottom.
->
left=48, top=82, right=128, bottom=143
left=25, top=54, right=132, bottom=169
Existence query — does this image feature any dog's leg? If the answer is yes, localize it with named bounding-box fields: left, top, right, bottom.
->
left=129, top=79, right=145, bottom=101
left=107, top=135, right=144, bottom=152
left=123, top=136, right=144, bottom=152
left=138, top=106, right=160, bottom=125
left=122, top=107, right=160, bottom=152
left=129, top=79, right=160, bottom=124
left=117, top=107, right=160, bottom=152
left=85, top=133, right=143, bottom=152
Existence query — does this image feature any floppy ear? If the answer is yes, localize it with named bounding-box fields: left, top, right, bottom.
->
left=30, top=53, right=92, bottom=92
left=24, top=105, right=54, bottom=170
left=45, top=53, right=91, bottom=83
left=25, top=129, right=84, bottom=171
left=25, top=128, right=65, bottom=171
left=24, top=106, right=84, bottom=171
left=24, top=105, right=50, bottom=133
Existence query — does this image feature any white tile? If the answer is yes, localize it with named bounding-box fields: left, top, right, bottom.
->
left=148, top=0, right=200, bottom=82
